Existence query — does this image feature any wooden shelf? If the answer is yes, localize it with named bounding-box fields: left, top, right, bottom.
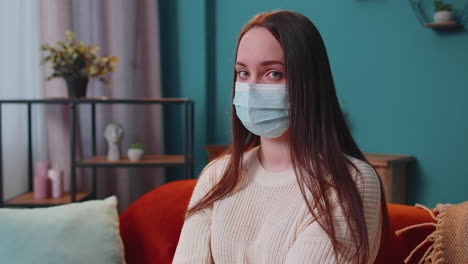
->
left=5, top=192, right=89, bottom=206
left=364, top=153, right=416, bottom=167
left=77, top=155, right=186, bottom=168
left=424, top=21, right=463, bottom=30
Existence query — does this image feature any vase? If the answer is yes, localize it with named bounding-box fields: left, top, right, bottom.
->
left=434, top=11, right=453, bottom=23
left=128, top=149, right=144, bottom=161
left=64, top=76, right=89, bottom=98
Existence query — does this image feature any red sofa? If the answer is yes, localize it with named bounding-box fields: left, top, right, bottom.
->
left=119, top=179, right=435, bottom=264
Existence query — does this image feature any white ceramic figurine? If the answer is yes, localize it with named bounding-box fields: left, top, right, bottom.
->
left=104, top=123, right=124, bottom=161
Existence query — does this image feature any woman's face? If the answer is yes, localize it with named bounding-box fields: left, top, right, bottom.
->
left=235, top=27, right=286, bottom=85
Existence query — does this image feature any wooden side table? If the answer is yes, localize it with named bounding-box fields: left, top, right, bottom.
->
left=204, top=145, right=415, bottom=204
left=364, top=153, right=415, bottom=204
left=205, top=144, right=230, bottom=162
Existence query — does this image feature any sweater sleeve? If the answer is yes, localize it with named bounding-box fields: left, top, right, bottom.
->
left=172, top=161, right=222, bottom=264
left=285, top=161, right=382, bottom=264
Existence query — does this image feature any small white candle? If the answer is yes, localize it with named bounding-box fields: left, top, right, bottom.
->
left=48, top=169, right=64, bottom=198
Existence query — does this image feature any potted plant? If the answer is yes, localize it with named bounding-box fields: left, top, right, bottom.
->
left=434, top=0, right=454, bottom=23
left=41, top=30, right=119, bottom=98
left=128, top=143, right=145, bottom=161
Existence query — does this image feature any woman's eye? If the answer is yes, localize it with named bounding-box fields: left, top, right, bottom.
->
left=268, top=71, right=283, bottom=79
left=238, top=71, right=249, bottom=79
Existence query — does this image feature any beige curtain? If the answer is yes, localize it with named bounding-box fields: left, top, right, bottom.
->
left=0, top=0, right=47, bottom=200
left=40, top=0, right=164, bottom=211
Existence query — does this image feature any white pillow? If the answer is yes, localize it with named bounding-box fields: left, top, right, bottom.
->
left=0, top=196, right=126, bottom=264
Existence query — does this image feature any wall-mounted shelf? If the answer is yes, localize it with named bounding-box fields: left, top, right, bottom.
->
left=424, top=21, right=464, bottom=30
left=410, top=0, right=468, bottom=31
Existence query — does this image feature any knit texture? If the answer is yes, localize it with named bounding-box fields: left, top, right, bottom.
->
left=173, top=147, right=382, bottom=264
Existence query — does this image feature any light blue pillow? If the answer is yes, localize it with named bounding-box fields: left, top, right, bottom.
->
left=0, top=196, right=125, bottom=264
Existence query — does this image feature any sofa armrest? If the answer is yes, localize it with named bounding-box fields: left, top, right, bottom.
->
left=374, top=203, right=436, bottom=264
left=119, top=179, right=197, bottom=264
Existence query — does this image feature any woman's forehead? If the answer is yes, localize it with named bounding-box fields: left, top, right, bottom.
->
left=237, top=27, right=284, bottom=65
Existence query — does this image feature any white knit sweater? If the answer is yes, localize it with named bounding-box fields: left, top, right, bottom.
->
left=172, top=147, right=382, bottom=264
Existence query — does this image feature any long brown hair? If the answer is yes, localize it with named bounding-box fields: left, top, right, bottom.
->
left=187, top=10, right=390, bottom=264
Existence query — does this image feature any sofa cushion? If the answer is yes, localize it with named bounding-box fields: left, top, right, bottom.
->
left=0, top=196, right=125, bottom=264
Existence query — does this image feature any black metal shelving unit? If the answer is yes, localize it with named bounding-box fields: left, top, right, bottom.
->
left=0, top=97, right=194, bottom=208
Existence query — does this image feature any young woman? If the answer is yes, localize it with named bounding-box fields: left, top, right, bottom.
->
left=173, top=10, right=389, bottom=264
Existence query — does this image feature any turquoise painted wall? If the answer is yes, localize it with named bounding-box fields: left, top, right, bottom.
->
left=159, top=0, right=210, bottom=178
left=160, top=1, right=468, bottom=207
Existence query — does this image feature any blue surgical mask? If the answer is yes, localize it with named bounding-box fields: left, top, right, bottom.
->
left=233, top=82, right=289, bottom=138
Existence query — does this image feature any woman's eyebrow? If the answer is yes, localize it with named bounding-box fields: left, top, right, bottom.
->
left=260, top=60, right=284, bottom=66
left=235, top=60, right=284, bottom=67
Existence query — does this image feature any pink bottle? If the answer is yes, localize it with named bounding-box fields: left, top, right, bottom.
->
left=34, top=161, right=51, bottom=199
left=34, top=161, right=50, bottom=178
left=34, top=176, right=51, bottom=199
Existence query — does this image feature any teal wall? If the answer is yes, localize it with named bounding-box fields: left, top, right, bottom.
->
left=159, top=0, right=209, bottom=178
left=160, top=1, right=468, bottom=207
